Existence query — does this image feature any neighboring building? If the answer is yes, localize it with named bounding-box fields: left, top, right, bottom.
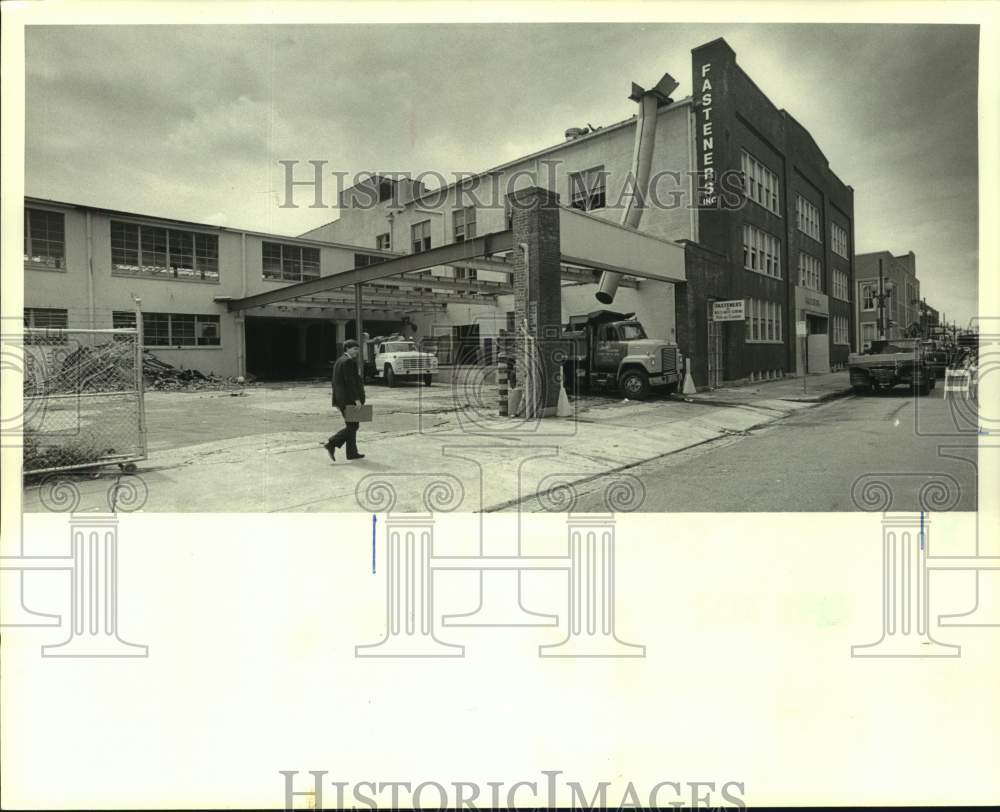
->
left=304, top=37, right=856, bottom=387
left=21, top=198, right=428, bottom=379
left=922, top=303, right=940, bottom=336
left=854, top=251, right=921, bottom=347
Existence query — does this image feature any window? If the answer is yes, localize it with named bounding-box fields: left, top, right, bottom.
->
left=833, top=315, right=850, bottom=345
left=740, top=151, right=780, bottom=214
left=860, top=282, right=876, bottom=311
left=832, top=269, right=850, bottom=301
left=354, top=253, right=383, bottom=268
left=798, top=251, right=823, bottom=292
left=831, top=222, right=849, bottom=258
left=111, top=221, right=219, bottom=281
left=113, top=311, right=220, bottom=347
left=795, top=195, right=821, bottom=240
left=376, top=233, right=391, bottom=251
left=24, top=208, right=66, bottom=270
left=742, top=224, right=782, bottom=278
left=23, top=307, right=68, bottom=344
left=377, top=177, right=394, bottom=203
left=506, top=311, right=515, bottom=332
left=411, top=221, right=431, bottom=253
left=744, top=298, right=782, bottom=343
left=262, top=242, right=320, bottom=282
left=454, top=267, right=478, bottom=281
left=453, top=207, right=476, bottom=242
left=861, top=322, right=877, bottom=345
left=569, top=166, right=607, bottom=211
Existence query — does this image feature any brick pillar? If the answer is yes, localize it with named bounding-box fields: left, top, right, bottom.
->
left=509, top=186, right=564, bottom=416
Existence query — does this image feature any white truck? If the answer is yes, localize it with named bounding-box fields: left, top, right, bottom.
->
left=363, top=335, right=438, bottom=387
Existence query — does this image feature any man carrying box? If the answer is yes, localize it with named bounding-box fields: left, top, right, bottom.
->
left=324, top=339, right=367, bottom=461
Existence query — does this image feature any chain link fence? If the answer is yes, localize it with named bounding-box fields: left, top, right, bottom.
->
left=22, top=327, right=146, bottom=475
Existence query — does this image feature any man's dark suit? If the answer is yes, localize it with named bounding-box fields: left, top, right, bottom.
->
left=328, top=353, right=366, bottom=457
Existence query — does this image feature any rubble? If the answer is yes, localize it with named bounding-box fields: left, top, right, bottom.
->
left=143, top=351, right=254, bottom=391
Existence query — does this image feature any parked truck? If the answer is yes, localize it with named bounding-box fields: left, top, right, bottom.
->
left=363, top=334, right=438, bottom=387
left=848, top=338, right=935, bottom=395
left=561, top=310, right=682, bottom=400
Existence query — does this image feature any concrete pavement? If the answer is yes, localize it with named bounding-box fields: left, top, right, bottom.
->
left=679, top=370, right=854, bottom=407
left=22, top=374, right=828, bottom=513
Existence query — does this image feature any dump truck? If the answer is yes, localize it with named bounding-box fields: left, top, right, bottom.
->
left=363, top=334, right=438, bottom=386
left=562, top=309, right=682, bottom=400
left=848, top=338, right=935, bottom=395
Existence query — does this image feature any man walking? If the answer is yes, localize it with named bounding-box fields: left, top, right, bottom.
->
left=324, top=339, right=366, bottom=461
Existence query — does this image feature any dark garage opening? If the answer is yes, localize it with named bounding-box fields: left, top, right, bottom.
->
left=246, top=316, right=337, bottom=381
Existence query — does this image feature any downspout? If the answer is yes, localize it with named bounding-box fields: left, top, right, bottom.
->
left=85, top=210, right=95, bottom=327
left=596, top=73, right=678, bottom=304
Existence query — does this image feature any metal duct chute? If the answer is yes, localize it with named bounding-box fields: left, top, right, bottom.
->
left=596, top=72, right=679, bottom=304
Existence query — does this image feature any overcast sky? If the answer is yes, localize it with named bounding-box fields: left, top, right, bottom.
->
left=25, top=23, right=980, bottom=324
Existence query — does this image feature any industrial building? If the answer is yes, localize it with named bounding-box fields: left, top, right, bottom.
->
left=23, top=37, right=856, bottom=390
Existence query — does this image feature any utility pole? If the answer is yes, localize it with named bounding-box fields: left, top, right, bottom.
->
left=875, top=258, right=890, bottom=340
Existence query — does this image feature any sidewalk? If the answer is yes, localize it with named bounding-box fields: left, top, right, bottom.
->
left=679, top=371, right=853, bottom=408
left=22, top=378, right=842, bottom=513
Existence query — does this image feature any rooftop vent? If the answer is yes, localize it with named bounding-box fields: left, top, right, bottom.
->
left=564, top=127, right=589, bottom=140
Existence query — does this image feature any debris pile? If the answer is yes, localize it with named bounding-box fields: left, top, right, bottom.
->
left=143, top=352, right=250, bottom=391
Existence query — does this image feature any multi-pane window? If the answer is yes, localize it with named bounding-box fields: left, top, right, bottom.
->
left=110, top=222, right=219, bottom=281
left=262, top=242, right=320, bottom=282
left=740, top=151, right=780, bottom=214
left=354, top=253, right=383, bottom=268
left=798, top=251, right=823, bottom=292
left=23, top=307, right=68, bottom=344
left=113, top=311, right=220, bottom=347
left=795, top=195, right=821, bottom=240
left=745, top=299, right=782, bottom=343
left=832, top=269, right=850, bottom=301
left=569, top=166, right=607, bottom=211
left=24, top=208, right=66, bottom=270
left=831, top=222, right=849, bottom=258
left=453, top=207, right=477, bottom=242
left=861, top=322, right=877, bottom=345
left=454, top=267, right=478, bottom=281
left=742, top=224, right=782, bottom=278
left=859, top=282, right=877, bottom=311
left=376, top=233, right=391, bottom=251
left=833, top=315, right=850, bottom=345
left=411, top=221, right=432, bottom=254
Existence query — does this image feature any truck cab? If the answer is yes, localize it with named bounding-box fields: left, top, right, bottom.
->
left=563, top=310, right=682, bottom=399
left=363, top=335, right=438, bottom=387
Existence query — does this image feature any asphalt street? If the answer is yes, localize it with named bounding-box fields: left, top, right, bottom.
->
left=524, top=386, right=979, bottom=512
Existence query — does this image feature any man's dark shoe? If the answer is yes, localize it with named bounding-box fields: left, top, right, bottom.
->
left=346, top=452, right=366, bottom=460
left=323, top=441, right=337, bottom=462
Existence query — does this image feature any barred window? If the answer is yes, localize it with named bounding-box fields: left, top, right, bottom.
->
left=745, top=298, right=782, bottom=343
left=111, top=221, right=219, bottom=281
left=798, top=251, right=823, bottom=292
left=262, top=242, right=321, bottom=282
left=795, top=195, right=821, bottom=240
left=24, top=208, right=66, bottom=270
left=113, top=311, right=220, bottom=347
left=831, top=222, right=849, bottom=258
left=740, top=151, right=780, bottom=214
left=742, top=223, right=782, bottom=278
left=453, top=206, right=477, bottom=242
left=569, top=166, right=607, bottom=211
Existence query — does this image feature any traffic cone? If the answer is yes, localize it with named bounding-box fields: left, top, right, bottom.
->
left=682, top=359, right=697, bottom=395
left=556, top=373, right=572, bottom=417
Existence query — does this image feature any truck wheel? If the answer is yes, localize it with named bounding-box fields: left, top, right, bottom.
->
left=423, top=374, right=433, bottom=386
left=385, top=365, right=397, bottom=387
left=619, top=369, right=650, bottom=400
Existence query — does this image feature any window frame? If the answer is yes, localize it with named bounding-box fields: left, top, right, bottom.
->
left=568, top=165, right=608, bottom=212
left=831, top=222, right=849, bottom=258
left=262, top=241, right=321, bottom=282
left=110, top=220, right=220, bottom=282
left=23, top=307, right=69, bottom=344
left=24, top=208, right=67, bottom=271
left=742, top=223, right=782, bottom=279
left=740, top=150, right=781, bottom=215
left=113, top=310, right=221, bottom=348
left=411, top=220, right=432, bottom=254
left=795, top=195, right=821, bottom=241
